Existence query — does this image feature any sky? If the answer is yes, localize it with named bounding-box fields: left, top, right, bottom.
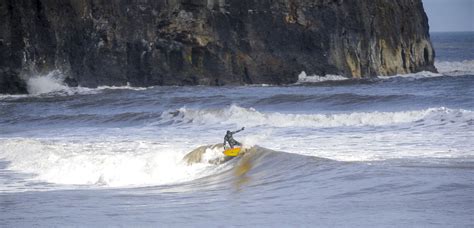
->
left=422, top=0, right=474, bottom=32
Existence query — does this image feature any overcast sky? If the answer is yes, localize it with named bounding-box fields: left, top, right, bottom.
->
left=423, top=0, right=473, bottom=32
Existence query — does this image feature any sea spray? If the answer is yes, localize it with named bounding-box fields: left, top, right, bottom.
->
left=26, top=70, right=69, bottom=95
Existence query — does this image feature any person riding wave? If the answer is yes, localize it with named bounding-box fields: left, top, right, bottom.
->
left=224, top=127, right=245, bottom=149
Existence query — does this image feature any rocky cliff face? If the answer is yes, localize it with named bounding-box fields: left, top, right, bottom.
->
left=0, top=0, right=436, bottom=93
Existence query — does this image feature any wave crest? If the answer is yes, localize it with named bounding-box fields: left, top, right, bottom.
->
left=297, top=71, right=349, bottom=83
left=435, top=60, right=474, bottom=76
left=159, top=105, right=473, bottom=128
left=0, top=139, right=222, bottom=188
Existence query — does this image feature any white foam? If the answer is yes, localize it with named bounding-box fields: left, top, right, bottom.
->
left=378, top=61, right=474, bottom=79
left=201, top=146, right=227, bottom=163
left=272, top=130, right=474, bottom=163
left=167, top=105, right=472, bottom=128
left=297, top=71, right=349, bottom=83
left=378, top=71, right=444, bottom=80
left=241, top=130, right=273, bottom=148
left=26, top=70, right=70, bottom=95
left=298, top=61, right=473, bottom=83
left=97, top=83, right=151, bottom=91
left=0, top=139, right=220, bottom=187
left=0, top=94, right=29, bottom=99
left=24, top=70, right=97, bottom=96
left=23, top=70, right=151, bottom=97
left=435, top=60, right=474, bottom=76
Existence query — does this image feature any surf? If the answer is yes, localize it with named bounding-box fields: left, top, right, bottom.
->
left=158, top=105, right=473, bottom=128
left=0, top=137, right=336, bottom=190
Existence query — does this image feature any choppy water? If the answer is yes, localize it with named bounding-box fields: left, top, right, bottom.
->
left=1, top=32, right=473, bottom=227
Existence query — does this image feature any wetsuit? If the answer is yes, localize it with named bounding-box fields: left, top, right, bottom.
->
left=224, top=128, right=244, bottom=149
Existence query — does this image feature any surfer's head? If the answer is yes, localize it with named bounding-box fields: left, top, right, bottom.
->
left=226, top=130, right=231, bottom=135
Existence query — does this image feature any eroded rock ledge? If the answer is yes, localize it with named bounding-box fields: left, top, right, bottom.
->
left=0, top=0, right=436, bottom=93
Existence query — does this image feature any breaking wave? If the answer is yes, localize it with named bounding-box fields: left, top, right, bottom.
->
left=26, top=70, right=72, bottom=95
left=6, top=61, right=472, bottom=98
left=159, top=105, right=473, bottom=128
left=297, top=71, right=349, bottom=83
left=435, top=60, right=474, bottom=76
left=0, top=139, right=226, bottom=187
left=0, top=138, right=323, bottom=188
left=22, top=70, right=151, bottom=97
left=379, top=61, right=474, bottom=79
left=297, top=60, right=473, bottom=84
left=24, top=70, right=100, bottom=96
left=96, top=84, right=151, bottom=91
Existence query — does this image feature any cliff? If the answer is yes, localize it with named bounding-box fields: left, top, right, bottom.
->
left=0, top=0, right=436, bottom=94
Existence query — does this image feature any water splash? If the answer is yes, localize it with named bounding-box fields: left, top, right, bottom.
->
left=26, top=70, right=69, bottom=95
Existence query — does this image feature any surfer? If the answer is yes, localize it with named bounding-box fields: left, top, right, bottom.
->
left=224, top=127, right=245, bottom=149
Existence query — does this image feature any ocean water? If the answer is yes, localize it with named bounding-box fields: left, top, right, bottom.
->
left=1, top=32, right=473, bottom=227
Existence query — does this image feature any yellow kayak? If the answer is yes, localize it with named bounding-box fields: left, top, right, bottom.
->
left=223, top=147, right=241, bottom=157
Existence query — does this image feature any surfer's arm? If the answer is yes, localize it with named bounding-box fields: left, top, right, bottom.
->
left=232, top=127, right=245, bottom=134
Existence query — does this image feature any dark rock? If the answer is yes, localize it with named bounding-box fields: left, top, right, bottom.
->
left=0, top=0, right=436, bottom=93
left=64, top=77, right=78, bottom=87
left=0, top=71, right=27, bottom=94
